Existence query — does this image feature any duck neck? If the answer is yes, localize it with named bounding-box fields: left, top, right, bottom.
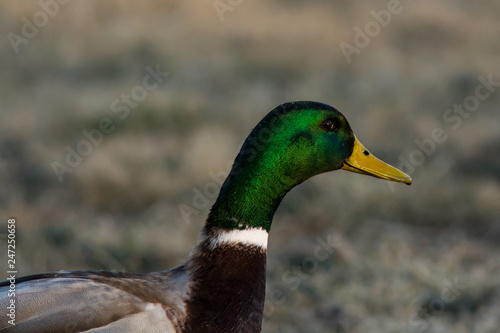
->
left=186, top=161, right=287, bottom=331
left=205, top=159, right=296, bottom=232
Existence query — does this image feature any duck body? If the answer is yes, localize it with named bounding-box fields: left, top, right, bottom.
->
left=3, top=232, right=266, bottom=332
left=0, top=101, right=411, bottom=332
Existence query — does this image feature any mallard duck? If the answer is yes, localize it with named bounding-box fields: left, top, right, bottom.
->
left=0, top=101, right=411, bottom=333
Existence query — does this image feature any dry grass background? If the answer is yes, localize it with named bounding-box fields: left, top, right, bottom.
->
left=0, top=1, right=499, bottom=332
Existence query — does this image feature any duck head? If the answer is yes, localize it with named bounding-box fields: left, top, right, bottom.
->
left=231, top=101, right=411, bottom=185
left=209, top=101, right=411, bottom=231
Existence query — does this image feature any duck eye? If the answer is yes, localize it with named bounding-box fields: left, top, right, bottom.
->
left=320, top=119, right=337, bottom=132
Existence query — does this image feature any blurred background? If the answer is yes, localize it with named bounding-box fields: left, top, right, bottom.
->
left=1, top=1, right=499, bottom=332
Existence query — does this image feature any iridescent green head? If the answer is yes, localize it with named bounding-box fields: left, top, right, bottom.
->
left=207, top=101, right=411, bottom=231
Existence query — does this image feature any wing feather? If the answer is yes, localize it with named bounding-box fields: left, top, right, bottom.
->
left=0, top=269, right=189, bottom=332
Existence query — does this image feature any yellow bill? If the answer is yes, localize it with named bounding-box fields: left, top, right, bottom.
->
left=342, top=136, right=412, bottom=185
